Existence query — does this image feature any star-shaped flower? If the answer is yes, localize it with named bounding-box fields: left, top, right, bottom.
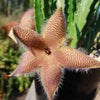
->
left=9, top=8, right=100, bottom=100
left=19, top=8, right=35, bottom=30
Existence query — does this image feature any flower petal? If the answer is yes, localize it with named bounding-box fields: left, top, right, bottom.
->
left=40, top=56, right=61, bottom=100
left=20, top=9, right=34, bottom=18
left=20, top=16, right=35, bottom=30
left=53, top=46, right=100, bottom=69
left=42, top=8, right=66, bottom=48
left=9, top=26, right=46, bottom=49
left=9, top=28, right=18, bottom=43
left=9, top=50, right=40, bottom=76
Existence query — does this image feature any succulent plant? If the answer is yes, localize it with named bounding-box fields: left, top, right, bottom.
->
left=8, top=8, right=100, bottom=100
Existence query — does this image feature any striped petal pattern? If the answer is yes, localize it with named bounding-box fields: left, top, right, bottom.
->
left=12, top=26, right=46, bottom=49
left=40, top=55, right=61, bottom=100
left=53, top=46, right=100, bottom=68
left=20, top=16, right=35, bottom=30
left=10, top=50, right=38, bottom=76
left=10, top=50, right=46, bottom=76
left=42, top=8, right=66, bottom=48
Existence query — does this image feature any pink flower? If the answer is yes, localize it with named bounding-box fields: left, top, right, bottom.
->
left=9, top=8, right=100, bottom=100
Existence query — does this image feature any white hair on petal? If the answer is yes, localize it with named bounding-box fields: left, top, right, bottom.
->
left=53, top=67, right=90, bottom=98
left=36, top=68, right=41, bottom=75
left=77, top=47, right=88, bottom=55
left=13, top=74, right=20, bottom=77
left=18, top=50, right=29, bottom=65
left=23, top=68, right=40, bottom=77
left=16, top=38, right=29, bottom=52
left=35, top=70, right=48, bottom=99
left=19, top=24, right=36, bottom=31
left=53, top=67, right=91, bottom=99
left=23, top=73, right=27, bottom=77
left=41, top=19, right=49, bottom=35
left=27, top=72, right=35, bottom=77
left=66, top=67, right=90, bottom=74
left=53, top=68, right=65, bottom=99
left=62, top=38, right=67, bottom=46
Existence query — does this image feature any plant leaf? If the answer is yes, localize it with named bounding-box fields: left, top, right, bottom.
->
left=68, top=0, right=93, bottom=47
left=34, top=0, right=57, bottom=33
left=34, top=0, right=44, bottom=33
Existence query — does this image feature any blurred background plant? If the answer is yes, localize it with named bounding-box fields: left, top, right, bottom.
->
left=0, top=30, right=33, bottom=100
left=0, top=0, right=34, bottom=100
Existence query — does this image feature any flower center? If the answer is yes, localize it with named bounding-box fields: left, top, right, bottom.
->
left=44, top=48, right=51, bottom=55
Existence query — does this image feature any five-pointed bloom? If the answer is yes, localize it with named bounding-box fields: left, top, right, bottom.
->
left=9, top=8, right=100, bottom=100
left=19, top=8, right=35, bottom=30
